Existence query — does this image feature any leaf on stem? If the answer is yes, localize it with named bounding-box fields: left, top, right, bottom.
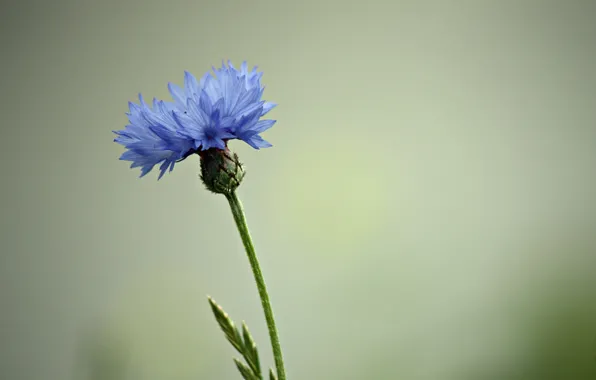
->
left=234, top=358, right=259, bottom=380
left=208, top=296, right=264, bottom=380
left=208, top=296, right=243, bottom=353
left=269, top=368, right=278, bottom=380
left=242, top=322, right=261, bottom=375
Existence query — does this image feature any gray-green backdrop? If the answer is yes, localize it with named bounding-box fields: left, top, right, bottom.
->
left=3, top=0, right=596, bottom=379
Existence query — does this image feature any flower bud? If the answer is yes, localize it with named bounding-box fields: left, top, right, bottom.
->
left=199, top=148, right=245, bottom=195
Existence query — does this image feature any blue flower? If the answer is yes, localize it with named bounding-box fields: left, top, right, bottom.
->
left=168, top=61, right=277, bottom=150
left=114, top=94, right=195, bottom=179
left=114, top=61, right=277, bottom=179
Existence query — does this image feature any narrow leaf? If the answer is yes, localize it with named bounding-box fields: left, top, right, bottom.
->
left=234, top=358, right=259, bottom=380
left=269, top=368, right=277, bottom=380
left=241, top=321, right=261, bottom=375
left=207, top=296, right=244, bottom=353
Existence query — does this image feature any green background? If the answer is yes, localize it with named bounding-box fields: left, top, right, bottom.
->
left=3, top=0, right=596, bottom=379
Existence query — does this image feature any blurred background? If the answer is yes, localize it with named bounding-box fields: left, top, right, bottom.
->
left=2, top=0, right=596, bottom=379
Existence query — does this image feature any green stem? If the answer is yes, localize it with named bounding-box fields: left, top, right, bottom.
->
left=226, top=191, right=287, bottom=380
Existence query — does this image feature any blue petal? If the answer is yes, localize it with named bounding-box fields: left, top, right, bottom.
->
left=187, top=98, right=209, bottom=126
left=244, top=135, right=272, bottom=150
left=168, top=82, right=186, bottom=109
left=234, top=100, right=265, bottom=120
left=184, top=71, right=199, bottom=100
left=252, top=119, right=276, bottom=133
left=140, top=165, right=153, bottom=178
left=233, top=106, right=262, bottom=133
left=231, top=87, right=260, bottom=115
left=199, top=89, right=213, bottom=116
left=202, top=74, right=220, bottom=103
left=261, top=102, right=277, bottom=116
left=172, top=111, right=202, bottom=140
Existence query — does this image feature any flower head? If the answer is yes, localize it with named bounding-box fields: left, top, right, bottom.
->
left=168, top=61, right=277, bottom=150
left=114, top=61, right=276, bottom=179
left=114, top=95, right=194, bottom=179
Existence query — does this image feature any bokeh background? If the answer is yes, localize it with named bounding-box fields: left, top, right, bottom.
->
left=3, top=0, right=596, bottom=379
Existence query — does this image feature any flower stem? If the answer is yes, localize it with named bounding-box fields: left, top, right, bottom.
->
left=225, top=191, right=287, bottom=380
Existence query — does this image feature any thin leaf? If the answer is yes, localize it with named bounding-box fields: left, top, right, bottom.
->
left=207, top=296, right=243, bottom=353
left=208, top=296, right=268, bottom=379
left=234, top=358, right=259, bottom=380
left=269, top=368, right=278, bottom=380
left=241, top=321, right=261, bottom=375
